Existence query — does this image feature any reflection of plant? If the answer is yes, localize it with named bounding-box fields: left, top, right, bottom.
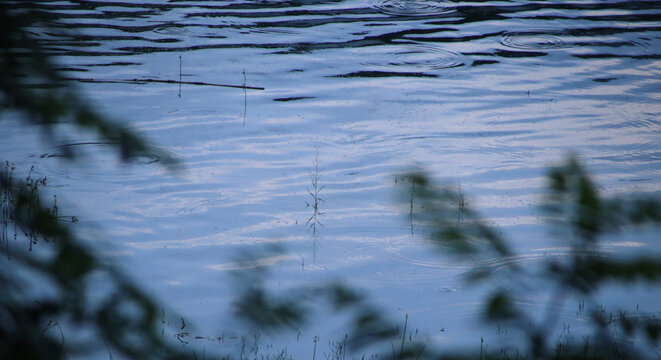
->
left=404, top=155, right=661, bottom=358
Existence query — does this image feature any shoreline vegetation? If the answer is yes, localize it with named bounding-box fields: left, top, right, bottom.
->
left=2, top=2, right=661, bottom=359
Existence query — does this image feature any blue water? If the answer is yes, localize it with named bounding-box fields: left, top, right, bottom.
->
left=2, top=0, right=661, bottom=358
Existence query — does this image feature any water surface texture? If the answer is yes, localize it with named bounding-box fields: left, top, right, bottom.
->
left=3, top=0, right=661, bottom=357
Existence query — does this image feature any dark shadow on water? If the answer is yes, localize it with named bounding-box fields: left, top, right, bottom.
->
left=327, top=70, right=439, bottom=78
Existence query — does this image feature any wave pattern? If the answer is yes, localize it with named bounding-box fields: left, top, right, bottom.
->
left=2, top=0, right=661, bottom=354
left=372, top=0, right=455, bottom=17
left=500, top=30, right=572, bottom=50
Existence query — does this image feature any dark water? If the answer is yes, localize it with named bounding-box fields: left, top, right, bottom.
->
left=3, top=0, right=661, bottom=357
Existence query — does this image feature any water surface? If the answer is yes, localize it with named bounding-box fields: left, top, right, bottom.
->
left=3, top=0, right=661, bottom=357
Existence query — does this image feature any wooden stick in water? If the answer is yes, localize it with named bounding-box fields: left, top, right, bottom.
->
left=67, top=77, right=265, bottom=90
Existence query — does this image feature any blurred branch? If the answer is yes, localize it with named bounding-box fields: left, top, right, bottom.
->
left=401, top=155, right=661, bottom=358
left=1, top=167, right=190, bottom=360
left=404, top=171, right=511, bottom=261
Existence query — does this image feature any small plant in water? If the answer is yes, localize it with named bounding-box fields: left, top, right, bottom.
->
left=306, top=148, right=324, bottom=259
left=0, top=163, right=62, bottom=253
left=325, top=334, right=348, bottom=360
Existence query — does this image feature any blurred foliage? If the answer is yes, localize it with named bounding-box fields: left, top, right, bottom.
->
left=0, top=163, right=189, bottom=360
left=230, top=246, right=400, bottom=351
left=1, top=1, right=186, bottom=359
left=404, top=155, right=661, bottom=359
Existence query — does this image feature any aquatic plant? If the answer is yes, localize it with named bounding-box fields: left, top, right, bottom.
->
left=306, top=148, right=325, bottom=259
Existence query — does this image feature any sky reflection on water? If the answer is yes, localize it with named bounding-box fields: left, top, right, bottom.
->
left=2, top=0, right=661, bottom=357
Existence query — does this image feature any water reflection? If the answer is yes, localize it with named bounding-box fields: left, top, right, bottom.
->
left=4, top=0, right=660, bottom=357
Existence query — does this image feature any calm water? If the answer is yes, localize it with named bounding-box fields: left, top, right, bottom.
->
left=3, top=0, right=661, bottom=357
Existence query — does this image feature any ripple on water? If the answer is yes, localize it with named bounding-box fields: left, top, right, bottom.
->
left=55, top=141, right=162, bottom=165
left=500, top=30, right=572, bottom=50
left=357, top=42, right=465, bottom=72
left=30, top=141, right=163, bottom=184
left=332, top=237, right=470, bottom=286
left=570, top=37, right=651, bottom=58
left=153, top=25, right=189, bottom=35
left=386, top=246, right=582, bottom=282
left=242, top=26, right=298, bottom=35
left=372, top=0, right=455, bottom=17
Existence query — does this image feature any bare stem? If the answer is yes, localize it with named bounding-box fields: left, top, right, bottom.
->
left=242, top=69, right=247, bottom=127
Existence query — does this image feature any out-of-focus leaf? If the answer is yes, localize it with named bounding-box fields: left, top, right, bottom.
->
left=2, top=174, right=192, bottom=359
left=402, top=170, right=511, bottom=261
left=485, top=291, right=519, bottom=321
left=327, top=283, right=362, bottom=309
left=348, top=308, right=398, bottom=349
left=233, top=286, right=307, bottom=330
left=644, top=318, right=661, bottom=342
left=585, top=258, right=661, bottom=282
left=51, top=242, right=94, bottom=284
left=544, top=156, right=610, bottom=243
left=625, top=198, right=661, bottom=225
left=398, top=155, right=661, bottom=358
left=230, top=246, right=310, bottom=330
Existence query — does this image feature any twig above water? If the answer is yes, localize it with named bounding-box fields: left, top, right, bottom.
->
left=67, top=77, right=265, bottom=90
left=178, top=55, right=182, bottom=98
